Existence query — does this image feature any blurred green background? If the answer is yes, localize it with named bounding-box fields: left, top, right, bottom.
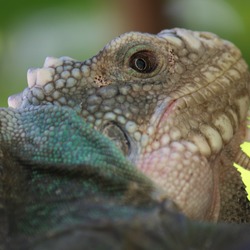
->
left=0, top=0, right=249, bottom=107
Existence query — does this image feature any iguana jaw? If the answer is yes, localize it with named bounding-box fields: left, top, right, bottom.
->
left=121, top=95, right=220, bottom=221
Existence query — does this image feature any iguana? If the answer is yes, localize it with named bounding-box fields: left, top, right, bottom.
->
left=1, top=28, right=250, bottom=249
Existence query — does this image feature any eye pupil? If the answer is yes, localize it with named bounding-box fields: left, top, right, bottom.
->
left=134, top=58, right=147, bottom=71
left=129, top=50, right=157, bottom=74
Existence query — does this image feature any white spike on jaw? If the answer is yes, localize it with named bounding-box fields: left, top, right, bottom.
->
left=36, top=68, right=55, bottom=87
left=27, top=68, right=39, bottom=88
left=43, top=56, right=63, bottom=68
left=8, top=93, right=22, bottom=108
left=27, top=67, right=55, bottom=88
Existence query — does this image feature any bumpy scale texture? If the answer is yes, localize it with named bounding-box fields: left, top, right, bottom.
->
left=1, top=28, right=250, bottom=249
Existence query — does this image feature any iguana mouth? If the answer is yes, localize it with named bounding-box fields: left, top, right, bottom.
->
left=150, top=97, right=177, bottom=131
left=158, top=99, right=177, bottom=125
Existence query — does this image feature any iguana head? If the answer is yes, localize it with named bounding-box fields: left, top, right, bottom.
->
left=8, top=28, right=250, bottom=221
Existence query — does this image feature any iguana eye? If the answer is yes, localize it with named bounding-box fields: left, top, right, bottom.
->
left=129, top=50, right=157, bottom=73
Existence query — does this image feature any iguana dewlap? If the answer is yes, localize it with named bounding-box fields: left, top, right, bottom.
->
left=8, top=28, right=250, bottom=222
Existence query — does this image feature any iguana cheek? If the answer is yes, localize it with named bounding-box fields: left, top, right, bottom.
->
left=136, top=141, right=220, bottom=221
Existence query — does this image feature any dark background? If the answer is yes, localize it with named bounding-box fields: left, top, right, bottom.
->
left=0, top=0, right=249, bottom=107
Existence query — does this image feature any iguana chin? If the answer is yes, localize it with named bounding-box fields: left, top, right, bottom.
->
left=2, top=27, right=250, bottom=236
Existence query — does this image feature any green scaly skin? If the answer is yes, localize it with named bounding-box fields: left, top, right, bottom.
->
left=0, top=105, right=161, bottom=248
